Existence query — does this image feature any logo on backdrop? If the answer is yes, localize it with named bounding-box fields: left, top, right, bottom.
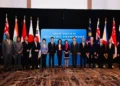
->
left=41, top=29, right=86, bottom=44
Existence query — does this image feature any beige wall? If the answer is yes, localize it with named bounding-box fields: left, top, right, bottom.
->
left=0, top=0, right=27, bottom=8
left=0, top=0, right=120, bottom=10
left=92, top=0, right=120, bottom=10
left=31, top=0, right=87, bottom=9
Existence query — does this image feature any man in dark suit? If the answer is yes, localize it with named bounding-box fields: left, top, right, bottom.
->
left=79, top=37, right=87, bottom=68
left=88, top=37, right=96, bottom=68
left=31, top=37, right=40, bottom=69
left=2, top=34, right=13, bottom=71
left=0, top=43, right=2, bottom=65
left=22, top=36, right=30, bottom=69
left=14, top=36, right=23, bottom=70
left=96, top=39, right=105, bottom=68
left=48, top=37, right=56, bottom=67
left=70, top=37, right=79, bottom=67
left=117, top=42, right=120, bottom=69
left=106, top=39, right=114, bottom=69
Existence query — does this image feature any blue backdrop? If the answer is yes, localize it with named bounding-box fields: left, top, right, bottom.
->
left=41, top=29, right=86, bottom=66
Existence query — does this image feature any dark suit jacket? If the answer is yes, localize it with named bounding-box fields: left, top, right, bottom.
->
left=48, top=42, right=56, bottom=54
left=0, top=43, right=2, bottom=56
left=31, top=42, right=40, bottom=57
left=70, top=42, right=79, bottom=54
left=2, top=39, right=13, bottom=56
left=88, top=42, right=96, bottom=54
left=117, top=44, right=120, bottom=54
left=106, top=43, right=114, bottom=55
left=96, top=44, right=105, bottom=55
left=79, top=42, right=87, bottom=55
left=22, top=41, right=30, bottom=56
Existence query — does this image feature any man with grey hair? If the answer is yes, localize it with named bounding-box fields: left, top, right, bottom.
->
left=96, top=38, right=105, bottom=68
left=2, top=34, right=13, bottom=71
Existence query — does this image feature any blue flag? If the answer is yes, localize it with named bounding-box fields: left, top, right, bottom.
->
left=87, top=18, right=92, bottom=42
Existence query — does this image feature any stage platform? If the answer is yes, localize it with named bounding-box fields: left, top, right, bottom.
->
left=0, top=67, right=120, bottom=86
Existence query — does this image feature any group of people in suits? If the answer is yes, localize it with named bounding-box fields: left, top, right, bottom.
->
left=2, top=34, right=41, bottom=71
left=1, top=33, right=120, bottom=72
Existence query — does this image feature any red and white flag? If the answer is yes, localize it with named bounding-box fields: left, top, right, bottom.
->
left=28, top=17, right=34, bottom=43
left=110, top=18, right=117, bottom=58
left=3, top=14, right=9, bottom=40
left=21, top=16, right=27, bottom=42
left=13, top=16, right=19, bottom=42
left=35, top=18, right=40, bottom=42
left=35, top=18, right=41, bottom=58
left=28, top=17, right=34, bottom=58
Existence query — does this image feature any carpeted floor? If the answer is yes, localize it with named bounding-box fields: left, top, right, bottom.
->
left=0, top=68, right=120, bottom=86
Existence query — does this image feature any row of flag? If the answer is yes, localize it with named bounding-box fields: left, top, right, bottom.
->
left=88, top=18, right=118, bottom=57
left=2, top=14, right=120, bottom=57
left=3, top=14, right=40, bottom=43
left=88, top=18, right=118, bottom=46
left=3, top=14, right=119, bottom=48
left=3, top=14, right=41, bottom=58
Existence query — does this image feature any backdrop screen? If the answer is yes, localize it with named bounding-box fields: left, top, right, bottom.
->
left=41, top=29, right=86, bottom=66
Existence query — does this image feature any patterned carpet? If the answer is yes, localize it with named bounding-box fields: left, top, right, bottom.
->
left=0, top=68, right=120, bottom=86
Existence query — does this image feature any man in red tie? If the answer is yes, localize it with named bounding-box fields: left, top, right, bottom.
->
left=87, top=37, right=96, bottom=68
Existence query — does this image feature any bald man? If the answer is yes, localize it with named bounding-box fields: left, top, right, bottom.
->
left=2, top=34, right=13, bottom=71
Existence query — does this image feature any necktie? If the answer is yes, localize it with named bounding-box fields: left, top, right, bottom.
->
left=91, top=43, right=92, bottom=47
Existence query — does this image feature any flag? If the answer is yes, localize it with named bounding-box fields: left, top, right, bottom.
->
left=35, top=18, right=41, bottom=58
left=21, top=16, right=27, bottom=42
left=102, top=18, right=108, bottom=45
left=87, top=18, right=92, bottom=42
left=110, top=18, right=117, bottom=58
left=28, top=17, right=34, bottom=43
left=28, top=17, right=34, bottom=58
left=35, top=18, right=40, bottom=42
left=96, top=18, right=100, bottom=44
left=118, top=25, right=120, bottom=43
left=3, top=14, right=9, bottom=40
left=111, top=18, right=117, bottom=46
left=13, top=16, right=19, bottom=42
